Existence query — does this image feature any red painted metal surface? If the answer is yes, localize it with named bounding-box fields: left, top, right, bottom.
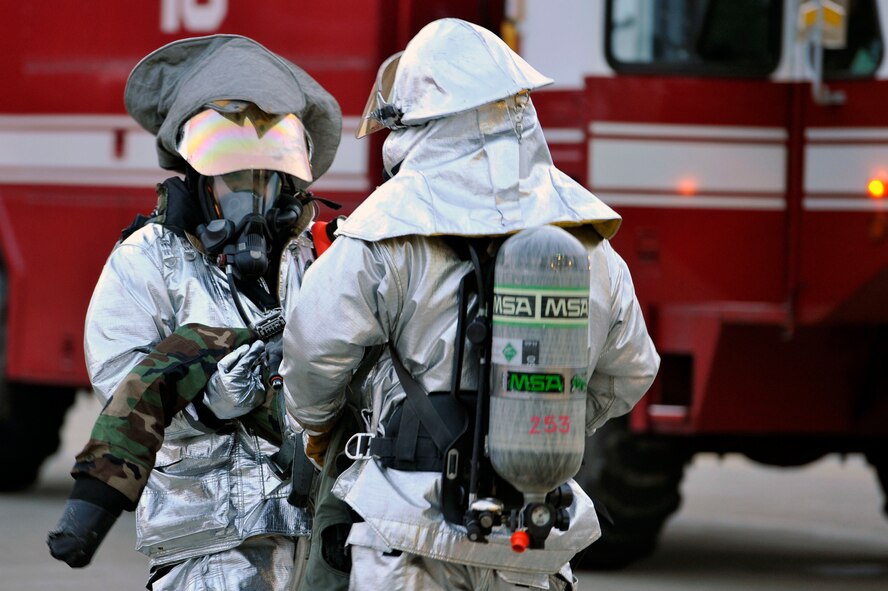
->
left=798, top=79, right=888, bottom=325
left=0, top=1, right=385, bottom=387
left=559, top=74, right=888, bottom=436
left=0, top=0, right=506, bottom=389
left=583, top=76, right=792, bottom=127
left=3, top=1, right=888, bottom=444
left=1, top=1, right=385, bottom=115
left=579, top=75, right=791, bottom=309
left=533, top=90, right=589, bottom=184
left=0, top=185, right=152, bottom=385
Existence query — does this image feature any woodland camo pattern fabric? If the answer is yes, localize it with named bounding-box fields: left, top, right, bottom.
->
left=71, top=324, right=283, bottom=505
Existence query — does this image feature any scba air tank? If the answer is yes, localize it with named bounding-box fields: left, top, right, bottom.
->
left=488, top=225, right=590, bottom=503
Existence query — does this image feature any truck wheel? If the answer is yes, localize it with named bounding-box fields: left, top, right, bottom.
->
left=0, top=383, right=77, bottom=491
left=572, top=417, right=690, bottom=570
left=865, top=451, right=888, bottom=516
left=0, top=267, right=78, bottom=491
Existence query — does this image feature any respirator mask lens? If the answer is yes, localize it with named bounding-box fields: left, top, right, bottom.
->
left=211, top=170, right=282, bottom=222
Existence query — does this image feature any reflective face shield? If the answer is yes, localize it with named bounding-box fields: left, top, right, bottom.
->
left=210, top=169, right=283, bottom=222
left=356, top=51, right=404, bottom=138
left=178, top=108, right=313, bottom=182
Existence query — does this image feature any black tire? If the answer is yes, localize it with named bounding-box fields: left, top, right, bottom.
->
left=0, top=383, right=77, bottom=492
left=571, top=417, right=690, bottom=570
left=0, top=265, right=78, bottom=491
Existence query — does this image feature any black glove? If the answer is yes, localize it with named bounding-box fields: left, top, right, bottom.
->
left=47, top=499, right=118, bottom=568
left=47, top=476, right=128, bottom=568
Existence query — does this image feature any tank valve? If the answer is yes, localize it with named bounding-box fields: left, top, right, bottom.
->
left=510, top=530, right=530, bottom=553
left=465, top=498, right=504, bottom=542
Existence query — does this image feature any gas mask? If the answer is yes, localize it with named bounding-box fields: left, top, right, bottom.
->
left=196, top=169, right=291, bottom=279
left=177, top=102, right=315, bottom=279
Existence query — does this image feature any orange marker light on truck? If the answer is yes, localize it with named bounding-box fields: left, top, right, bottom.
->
left=868, top=178, right=886, bottom=199
left=677, top=177, right=697, bottom=196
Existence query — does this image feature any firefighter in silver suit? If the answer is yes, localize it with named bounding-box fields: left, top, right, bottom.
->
left=83, top=35, right=341, bottom=590
left=281, top=18, right=659, bottom=590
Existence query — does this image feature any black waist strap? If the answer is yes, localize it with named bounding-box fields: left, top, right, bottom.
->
left=371, top=348, right=468, bottom=472
left=368, top=436, right=444, bottom=472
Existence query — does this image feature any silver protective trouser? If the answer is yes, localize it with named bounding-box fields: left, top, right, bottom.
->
left=148, top=535, right=309, bottom=591
left=84, top=223, right=315, bottom=567
left=348, top=543, right=576, bottom=591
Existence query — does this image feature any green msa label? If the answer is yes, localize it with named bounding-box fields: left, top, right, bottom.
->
left=493, top=286, right=589, bottom=327
left=506, top=371, right=565, bottom=393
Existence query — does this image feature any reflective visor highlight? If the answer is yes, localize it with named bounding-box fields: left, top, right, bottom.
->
left=178, top=109, right=313, bottom=181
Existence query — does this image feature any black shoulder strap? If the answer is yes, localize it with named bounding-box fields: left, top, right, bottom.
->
left=445, top=236, right=500, bottom=393
left=158, top=176, right=204, bottom=237
left=119, top=176, right=203, bottom=242
left=373, top=237, right=501, bottom=471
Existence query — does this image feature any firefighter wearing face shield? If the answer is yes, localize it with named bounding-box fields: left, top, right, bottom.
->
left=281, top=18, right=660, bottom=591
left=66, top=35, right=341, bottom=590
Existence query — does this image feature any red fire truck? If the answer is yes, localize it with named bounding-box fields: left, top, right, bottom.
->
left=2, top=0, right=887, bottom=568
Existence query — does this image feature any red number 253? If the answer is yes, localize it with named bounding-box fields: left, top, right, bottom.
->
left=529, top=415, right=570, bottom=435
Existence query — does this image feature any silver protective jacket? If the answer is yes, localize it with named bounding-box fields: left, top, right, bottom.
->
left=282, top=121, right=658, bottom=575
left=84, top=223, right=314, bottom=567
left=282, top=230, right=658, bottom=572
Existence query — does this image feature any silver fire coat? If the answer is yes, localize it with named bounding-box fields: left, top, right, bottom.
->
left=280, top=92, right=660, bottom=576
left=84, top=222, right=314, bottom=569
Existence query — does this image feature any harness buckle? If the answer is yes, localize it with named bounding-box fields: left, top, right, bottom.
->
left=345, top=432, right=374, bottom=461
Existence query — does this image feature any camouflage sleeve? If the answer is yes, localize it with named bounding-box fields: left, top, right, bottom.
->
left=71, top=324, right=251, bottom=505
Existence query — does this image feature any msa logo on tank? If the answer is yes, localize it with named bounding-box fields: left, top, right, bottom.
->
left=501, top=369, right=588, bottom=394
left=493, top=286, right=589, bottom=325
left=505, top=371, right=564, bottom=393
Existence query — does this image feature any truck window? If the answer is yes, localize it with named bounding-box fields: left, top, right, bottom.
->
left=606, top=0, right=782, bottom=76
left=823, top=0, right=883, bottom=78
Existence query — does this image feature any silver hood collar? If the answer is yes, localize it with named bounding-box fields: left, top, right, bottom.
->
left=339, top=96, right=621, bottom=241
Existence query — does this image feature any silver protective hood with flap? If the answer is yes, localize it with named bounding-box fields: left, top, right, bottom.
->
left=357, top=18, right=553, bottom=135
left=393, top=18, right=553, bottom=125
left=124, top=34, right=341, bottom=185
left=341, top=95, right=622, bottom=241
left=342, top=18, right=620, bottom=241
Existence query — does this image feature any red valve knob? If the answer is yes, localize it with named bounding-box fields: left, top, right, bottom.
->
left=511, top=530, right=530, bottom=553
